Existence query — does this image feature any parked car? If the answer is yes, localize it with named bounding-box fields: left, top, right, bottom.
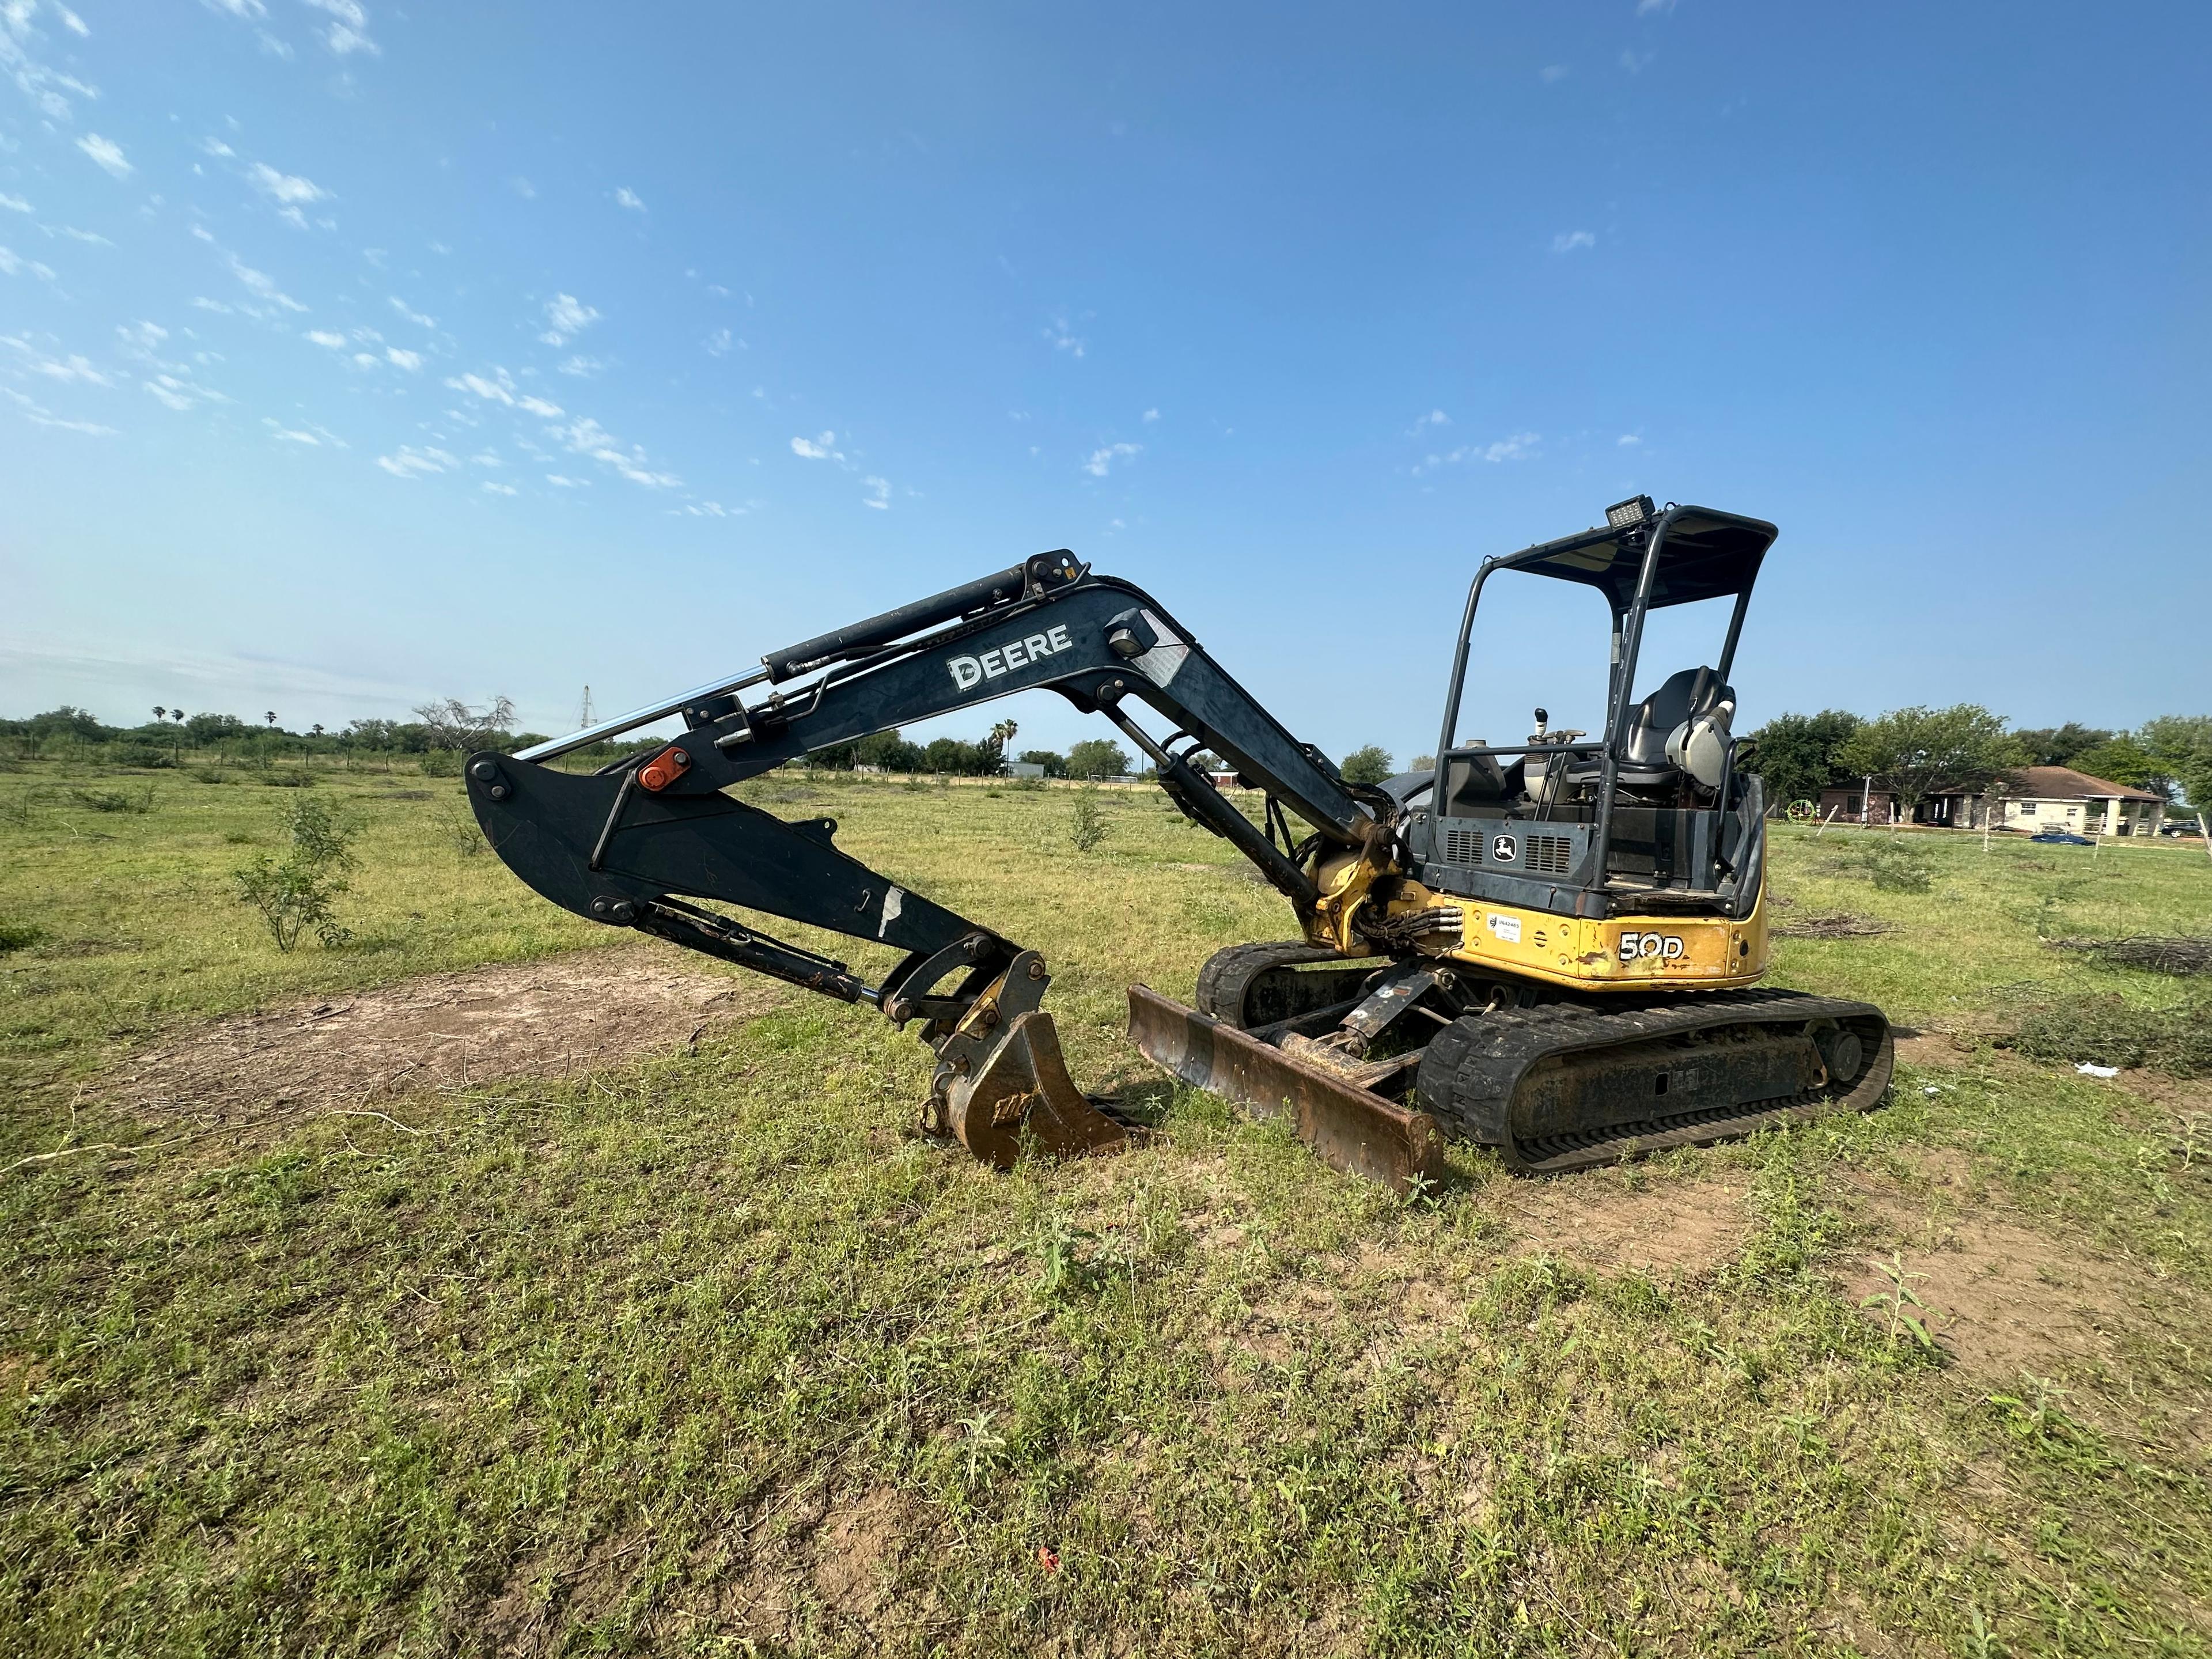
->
left=2028, top=830, right=2096, bottom=846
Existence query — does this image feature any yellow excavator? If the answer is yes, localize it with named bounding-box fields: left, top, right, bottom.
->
left=466, top=495, right=1890, bottom=1190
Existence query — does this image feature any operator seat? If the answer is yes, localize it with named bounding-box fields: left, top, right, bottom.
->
left=1570, top=666, right=1734, bottom=791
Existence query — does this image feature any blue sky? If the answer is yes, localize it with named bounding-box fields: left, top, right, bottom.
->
left=2, top=2, right=2206, bottom=762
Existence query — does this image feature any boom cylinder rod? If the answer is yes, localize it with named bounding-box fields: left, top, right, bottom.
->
left=517, top=666, right=772, bottom=763
left=762, top=562, right=1034, bottom=683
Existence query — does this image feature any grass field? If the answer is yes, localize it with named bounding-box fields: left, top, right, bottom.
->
left=3, top=758, right=2210, bottom=1656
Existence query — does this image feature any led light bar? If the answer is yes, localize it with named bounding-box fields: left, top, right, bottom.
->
left=1605, top=494, right=1656, bottom=529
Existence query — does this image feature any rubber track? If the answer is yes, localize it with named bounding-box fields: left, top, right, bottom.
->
left=1416, top=986, right=1892, bottom=1175
left=1194, top=941, right=1346, bottom=1027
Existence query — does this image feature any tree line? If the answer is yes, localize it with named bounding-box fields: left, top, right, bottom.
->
left=1740, top=707, right=2212, bottom=817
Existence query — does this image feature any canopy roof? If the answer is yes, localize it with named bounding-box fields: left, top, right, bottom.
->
left=1492, top=505, right=1778, bottom=612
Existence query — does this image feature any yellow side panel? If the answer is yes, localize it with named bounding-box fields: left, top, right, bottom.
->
left=1440, top=885, right=1768, bottom=993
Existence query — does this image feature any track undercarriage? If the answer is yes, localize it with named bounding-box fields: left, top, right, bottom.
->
left=1128, top=942, right=1893, bottom=1185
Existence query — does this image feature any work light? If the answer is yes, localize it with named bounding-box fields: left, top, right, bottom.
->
left=1606, top=494, right=1656, bottom=529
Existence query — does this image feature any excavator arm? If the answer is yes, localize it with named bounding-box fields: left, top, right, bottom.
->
left=464, top=550, right=1427, bottom=1178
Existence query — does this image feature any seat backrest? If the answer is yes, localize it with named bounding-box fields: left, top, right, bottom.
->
left=1443, top=748, right=1512, bottom=815
left=1622, top=667, right=1729, bottom=768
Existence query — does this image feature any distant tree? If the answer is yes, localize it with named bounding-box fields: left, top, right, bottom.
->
left=1066, top=737, right=1132, bottom=780
left=1340, top=745, right=1394, bottom=787
left=264, top=711, right=278, bottom=728
left=986, top=719, right=1018, bottom=767
left=310, top=723, right=325, bottom=738
left=2066, top=736, right=2158, bottom=790
left=2141, top=715, right=2212, bottom=810
left=1015, top=748, right=1066, bottom=778
left=2013, top=722, right=2112, bottom=768
left=854, top=730, right=925, bottom=772
left=185, top=712, right=248, bottom=744
left=412, top=696, right=517, bottom=750
left=1837, top=704, right=2025, bottom=820
left=1410, top=753, right=1436, bottom=772
left=1742, top=710, right=1865, bottom=811
left=153, top=706, right=166, bottom=722
left=27, top=706, right=108, bottom=744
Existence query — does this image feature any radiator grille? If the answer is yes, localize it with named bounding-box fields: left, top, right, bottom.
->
left=1444, top=827, right=1482, bottom=864
left=1527, top=834, right=1574, bottom=874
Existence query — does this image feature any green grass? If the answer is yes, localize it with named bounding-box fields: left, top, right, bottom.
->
left=3, top=763, right=2210, bottom=1656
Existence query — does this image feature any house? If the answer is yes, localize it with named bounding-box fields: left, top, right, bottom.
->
left=1816, top=785, right=1900, bottom=824
left=1207, top=769, right=1246, bottom=791
left=1927, top=767, right=2167, bottom=836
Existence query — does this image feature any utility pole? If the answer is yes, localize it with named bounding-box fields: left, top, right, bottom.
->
left=579, top=685, right=596, bottom=731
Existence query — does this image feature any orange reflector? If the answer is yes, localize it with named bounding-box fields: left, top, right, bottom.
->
left=638, top=744, right=692, bottom=792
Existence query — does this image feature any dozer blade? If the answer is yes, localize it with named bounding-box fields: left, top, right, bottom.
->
left=943, top=1007, right=1129, bottom=1169
left=1127, top=984, right=1450, bottom=1196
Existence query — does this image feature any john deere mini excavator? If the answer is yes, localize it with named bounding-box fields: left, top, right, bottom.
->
left=466, top=496, right=1890, bottom=1191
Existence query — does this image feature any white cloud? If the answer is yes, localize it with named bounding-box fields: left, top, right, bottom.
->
left=1044, top=314, right=1085, bottom=358
left=384, top=346, right=421, bottom=371
left=1481, top=431, right=1539, bottom=463
left=1084, top=441, right=1140, bottom=478
left=861, top=475, right=890, bottom=510
left=1, top=4, right=101, bottom=120
left=376, top=444, right=458, bottom=478
left=546, top=474, right=582, bottom=487
left=552, top=415, right=679, bottom=487
left=1618, top=433, right=1642, bottom=447
left=517, top=394, right=561, bottom=416
left=790, top=431, right=842, bottom=461
left=248, top=162, right=326, bottom=207
left=145, top=374, right=206, bottom=412
left=0, top=194, right=28, bottom=212
left=75, top=133, right=131, bottom=179
left=1411, top=409, right=1450, bottom=432
left=5, top=387, right=116, bottom=434
left=539, top=292, right=599, bottom=344
left=202, top=0, right=266, bottom=17
left=269, top=426, right=320, bottom=444
left=226, top=251, right=308, bottom=312
left=55, top=5, right=86, bottom=33
left=1540, top=64, right=1569, bottom=83
left=301, top=0, right=377, bottom=55
left=305, top=328, right=347, bottom=348
left=388, top=296, right=435, bottom=328
left=556, top=354, right=603, bottom=377
left=115, top=320, right=168, bottom=357
left=1, top=335, right=111, bottom=385
left=1636, top=0, right=1675, bottom=13
left=1142, top=407, right=1160, bottom=422
left=446, top=368, right=517, bottom=404
left=200, top=138, right=236, bottom=158
left=510, top=176, right=535, bottom=200
left=58, top=226, right=109, bottom=244
left=0, top=245, right=57, bottom=281
left=613, top=186, right=646, bottom=212
left=1552, top=230, right=1596, bottom=253
left=481, top=480, right=517, bottom=495
left=704, top=326, right=734, bottom=357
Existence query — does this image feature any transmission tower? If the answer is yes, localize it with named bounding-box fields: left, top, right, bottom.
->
left=578, top=685, right=596, bottom=729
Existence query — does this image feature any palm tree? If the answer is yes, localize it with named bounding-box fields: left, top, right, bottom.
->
left=153, top=706, right=166, bottom=722
left=264, top=711, right=278, bottom=728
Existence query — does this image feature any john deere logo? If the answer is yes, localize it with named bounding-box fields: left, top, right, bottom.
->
left=1492, top=834, right=1517, bottom=863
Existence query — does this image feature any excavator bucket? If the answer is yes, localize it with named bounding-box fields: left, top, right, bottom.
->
left=942, top=1007, right=1129, bottom=1169
left=1127, top=985, right=1450, bottom=1196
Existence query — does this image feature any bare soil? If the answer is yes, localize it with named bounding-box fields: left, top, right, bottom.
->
left=1838, top=1177, right=2180, bottom=1381
left=104, top=949, right=784, bottom=1128
left=1497, top=1173, right=1751, bottom=1277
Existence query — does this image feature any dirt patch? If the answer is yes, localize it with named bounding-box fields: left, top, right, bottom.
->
left=105, top=950, right=785, bottom=1127
left=1497, top=1175, right=1750, bottom=1277
left=1839, top=1185, right=2153, bottom=1380
left=811, top=1485, right=907, bottom=1620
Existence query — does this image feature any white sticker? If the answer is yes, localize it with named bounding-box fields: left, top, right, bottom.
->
left=1486, top=913, right=1522, bottom=944
left=948, top=623, right=1074, bottom=691
left=878, top=886, right=904, bottom=939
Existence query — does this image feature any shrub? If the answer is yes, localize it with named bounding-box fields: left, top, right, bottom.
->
left=191, top=766, right=230, bottom=785
left=1070, top=789, right=1108, bottom=853
left=1340, top=744, right=1395, bottom=786
left=443, top=810, right=487, bottom=858
left=68, top=787, right=153, bottom=815
left=418, top=750, right=461, bottom=778
left=2005, top=994, right=2212, bottom=1078
left=1852, top=839, right=1934, bottom=893
left=234, top=797, right=357, bottom=952
left=0, top=921, right=46, bottom=953
left=119, top=745, right=177, bottom=769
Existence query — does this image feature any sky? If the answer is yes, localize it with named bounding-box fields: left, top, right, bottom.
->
left=1, top=1, right=2207, bottom=763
